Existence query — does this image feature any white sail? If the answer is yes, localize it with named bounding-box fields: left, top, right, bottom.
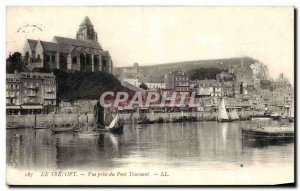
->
left=229, top=109, right=239, bottom=120
left=290, top=99, right=294, bottom=118
left=107, top=114, right=119, bottom=129
left=218, top=98, right=229, bottom=120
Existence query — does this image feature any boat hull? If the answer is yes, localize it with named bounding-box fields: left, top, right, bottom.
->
left=94, top=124, right=124, bottom=134
left=242, top=128, right=294, bottom=140
left=137, top=119, right=156, bottom=124
left=218, top=119, right=234, bottom=122
left=51, top=127, right=79, bottom=134
left=289, top=118, right=294, bottom=122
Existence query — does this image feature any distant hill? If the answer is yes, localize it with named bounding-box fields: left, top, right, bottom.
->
left=139, top=57, right=259, bottom=77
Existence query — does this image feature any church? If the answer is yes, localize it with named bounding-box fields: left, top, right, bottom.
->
left=23, top=16, right=113, bottom=73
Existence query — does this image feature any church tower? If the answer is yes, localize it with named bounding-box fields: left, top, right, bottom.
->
left=76, top=16, right=98, bottom=41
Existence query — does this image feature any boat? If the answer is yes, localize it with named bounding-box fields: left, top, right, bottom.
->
left=251, top=116, right=272, bottom=120
left=217, top=98, right=233, bottom=122
left=289, top=99, right=294, bottom=122
left=229, top=109, right=239, bottom=121
left=94, top=113, right=124, bottom=134
left=138, top=110, right=156, bottom=124
left=78, top=131, right=100, bottom=138
left=270, top=112, right=281, bottom=120
left=51, top=121, right=80, bottom=134
left=106, top=113, right=124, bottom=133
left=33, top=122, right=49, bottom=129
left=242, top=124, right=294, bottom=140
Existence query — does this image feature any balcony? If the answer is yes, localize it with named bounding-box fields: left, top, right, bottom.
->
left=27, top=93, right=37, bottom=97
left=45, top=88, right=55, bottom=93
left=27, top=86, right=38, bottom=90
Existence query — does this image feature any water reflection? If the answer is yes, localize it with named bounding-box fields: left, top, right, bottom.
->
left=7, top=121, right=294, bottom=171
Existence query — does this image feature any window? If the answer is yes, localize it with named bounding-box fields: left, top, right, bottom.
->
left=51, top=55, right=56, bottom=62
left=72, top=56, right=77, bottom=64
left=45, top=55, right=50, bottom=62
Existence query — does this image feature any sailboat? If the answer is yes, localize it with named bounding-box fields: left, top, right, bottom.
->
left=229, top=109, right=239, bottom=121
left=106, top=113, right=124, bottom=133
left=289, top=99, right=294, bottom=122
left=217, top=98, right=233, bottom=122
left=93, top=113, right=124, bottom=133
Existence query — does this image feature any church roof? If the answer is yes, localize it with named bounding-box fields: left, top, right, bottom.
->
left=40, top=41, right=70, bottom=54
left=80, top=16, right=94, bottom=27
left=27, top=39, right=38, bottom=51
left=54, top=36, right=102, bottom=50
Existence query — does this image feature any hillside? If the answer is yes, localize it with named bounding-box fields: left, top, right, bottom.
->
left=139, top=57, right=258, bottom=77
left=53, top=70, right=122, bottom=101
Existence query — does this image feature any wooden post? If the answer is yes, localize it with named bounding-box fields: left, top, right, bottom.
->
left=34, top=113, right=37, bottom=128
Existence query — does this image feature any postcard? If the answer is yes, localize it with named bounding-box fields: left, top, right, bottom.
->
left=6, top=6, right=295, bottom=185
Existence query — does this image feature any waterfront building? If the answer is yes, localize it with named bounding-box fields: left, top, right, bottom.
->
left=6, top=71, right=56, bottom=115
left=194, top=79, right=222, bottom=97
left=144, top=82, right=166, bottom=90
left=23, top=16, right=113, bottom=73
left=164, top=71, right=189, bottom=92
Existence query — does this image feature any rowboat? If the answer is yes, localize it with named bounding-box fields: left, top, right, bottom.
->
left=51, top=122, right=80, bottom=134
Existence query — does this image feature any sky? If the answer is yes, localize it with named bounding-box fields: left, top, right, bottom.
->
left=6, top=7, right=294, bottom=83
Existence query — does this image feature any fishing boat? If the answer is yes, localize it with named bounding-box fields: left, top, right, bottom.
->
left=289, top=99, right=294, bottom=122
left=217, top=98, right=233, bottom=122
left=242, top=124, right=294, bottom=140
left=229, top=109, right=239, bottom=121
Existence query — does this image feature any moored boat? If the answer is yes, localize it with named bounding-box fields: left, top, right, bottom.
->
left=270, top=112, right=281, bottom=120
left=137, top=110, right=156, bottom=124
left=217, top=98, right=233, bottom=122
left=242, top=125, right=294, bottom=140
left=94, top=113, right=124, bottom=134
left=229, top=109, right=239, bottom=121
left=288, top=99, right=294, bottom=122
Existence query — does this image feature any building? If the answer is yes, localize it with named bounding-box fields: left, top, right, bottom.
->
left=194, top=79, right=222, bottom=97
left=114, top=63, right=143, bottom=78
left=6, top=71, right=56, bottom=115
left=164, top=71, right=189, bottom=92
left=23, top=16, right=113, bottom=73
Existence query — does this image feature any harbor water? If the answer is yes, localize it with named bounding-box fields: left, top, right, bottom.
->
left=6, top=120, right=294, bottom=184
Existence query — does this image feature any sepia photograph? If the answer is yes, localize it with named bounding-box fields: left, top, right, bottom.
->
left=5, top=6, right=295, bottom=185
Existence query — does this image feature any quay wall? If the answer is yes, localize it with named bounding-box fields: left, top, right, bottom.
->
left=6, top=111, right=254, bottom=127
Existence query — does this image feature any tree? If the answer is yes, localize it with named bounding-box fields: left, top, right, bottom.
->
left=139, top=82, right=148, bottom=90
left=188, top=68, right=226, bottom=80
left=6, top=52, right=23, bottom=73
